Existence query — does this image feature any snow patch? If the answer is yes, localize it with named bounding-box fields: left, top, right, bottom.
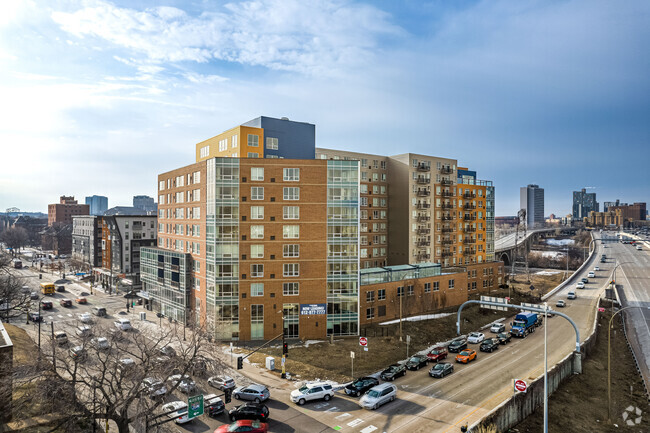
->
left=536, top=270, right=562, bottom=275
left=379, top=313, right=452, bottom=326
left=545, top=238, right=575, bottom=246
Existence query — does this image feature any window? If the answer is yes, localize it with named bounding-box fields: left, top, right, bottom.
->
left=266, top=137, right=278, bottom=150
left=247, top=152, right=259, bottom=158
left=251, top=283, right=264, bottom=296
left=251, top=187, right=264, bottom=200
left=251, top=264, right=264, bottom=278
left=251, top=225, right=264, bottom=239
left=283, top=187, right=300, bottom=200
left=283, top=244, right=299, bottom=257
left=200, top=146, right=209, bottom=158
left=283, top=206, right=299, bottom=219
left=283, top=225, right=299, bottom=239
left=378, top=289, right=386, bottom=300
left=407, top=285, right=414, bottom=296
left=218, top=139, right=228, bottom=152
left=250, top=206, right=264, bottom=219
left=283, top=168, right=300, bottom=181
left=193, top=207, right=200, bottom=219
left=231, top=135, right=238, bottom=148
left=366, top=291, right=375, bottom=302
left=397, top=286, right=404, bottom=297
left=250, top=245, right=264, bottom=258
left=251, top=167, right=264, bottom=181
left=247, top=134, right=259, bottom=147
left=283, top=263, right=299, bottom=277
left=283, top=282, right=299, bottom=296
left=433, top=281, right=440, bottom=291
left=424, top=282, right=431, bottom=293
left=449, top=279, right=455, bottom=289
left=366, top=308, right=375, bottom=320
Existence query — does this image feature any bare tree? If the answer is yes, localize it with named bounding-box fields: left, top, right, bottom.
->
left=0, top=226, right=28, bottom=254
left=0, top=253, right=32, bottom=322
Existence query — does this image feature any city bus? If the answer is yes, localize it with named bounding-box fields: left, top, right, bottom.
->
left=40, top=283, right=55, bottom=296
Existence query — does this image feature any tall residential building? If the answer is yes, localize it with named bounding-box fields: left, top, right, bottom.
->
left=133, top=195, right=157, bottom=213
left=47, top=196, right=90, bottom=226
left=572, top=188, right=599, bottom=220
left=85, top=195, right=108, bottom=216
left=72, top=215, right=103, bottom=268
left=520, top=184, right=544, bottom=228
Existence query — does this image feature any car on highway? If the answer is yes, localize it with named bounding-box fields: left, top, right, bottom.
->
left=345, top=377, right=380, bottom=397
left=594, top=266, right=600, bottom=271
left=405, top=354, right=429, bottom=370
left=214, top=420, right=268, bottom=433
left=161, top=400, right=191, bottom=424
left=576, top=281, right=585, bottom=289
left=455, top=349, right=477, bottom=364
left=59, top=299, right=72, bottom=308
left=429, top=362, right=454, bottom=378
left=92, top=306, right=107, bottom=317
left=496, top=332, right=512, bottom=345
left=479, top=338, right=500, bottom=353
left=427, top=347, right=448, bottom=363
left=567, top=291, right=577, bottom=300
left=141, top=377, right=167, bottom=398
left=167, top=374, right=197, bottom=394
left=205, top=393, right=226, bottom=417
left=75, top=297, right=87, bottom=304
left=233, top=383, right=270, bottom=403
left=467, top=332, right=485, bottom=344
left=556, top=300, right=566, bottom=308
left=380, top=363, right=407, bottom=381
left=41, top=300, right=53, bottom=310
left=448, top=338, right=468, bottom=353
left=56, top=285, right=65, bottom=292
left=588, top=271, right=595, bottom=278
left=114, top=318, right=132, bottom=331
left=78, top=312, right=92, bottom=323
left=489, top=323, right=506, bottom=333
left=208, top=375, right=236, bottom=391
left=290, top=382, right=334, bottom=405
left=359, top=383, right=397, bottom=410
left=228, top=402, right=270, bottom=422
left=637, top=245, right=643, bottom=251
left=581, top=277, right=589, bottom=284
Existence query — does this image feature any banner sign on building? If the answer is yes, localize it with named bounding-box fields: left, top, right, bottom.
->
left=300, top=303, right=326, bottom=315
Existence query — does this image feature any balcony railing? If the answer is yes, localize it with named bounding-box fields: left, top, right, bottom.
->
left=464, top=227, right=476, bottom=232
left=441, top=228, right=454, bottom=233
left=441, top=203, right=453, bottom=209
left=442, top=251, right=453, bottom=258
left=440, top=166, right=453, bottom=174
left=463, top=238, right=476, bottom=244
left=417, top=177, right=430, bottom=184
left=417, top=228, right=430, bottom=235
left=417, top=254, right=431, bottom=260
left=417, top=215, right=430, bottom=222
left=442, top=239, right=453, bottom=245
left=417, top=189, right=431, bottom=197
left=442, top=216, right=453, bottom=221
left=463, top=193, right=476, bottom=199
left=441, top=179, right=453, bottom=186
left=441, top=191, right=454, bottom=197
left=416, top=240, right=429, bottom=247
left=463, top=204, right=476, bottom=210
left=463, top=249, right=476, bottom=255
left=416, top=203, right=431, bottom=209
left=170, top=264, right=180, bottom=271
left=417, top=163, right=431, bottom=172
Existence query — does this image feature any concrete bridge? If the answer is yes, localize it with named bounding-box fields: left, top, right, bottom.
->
left=495, top=227, right=578, bottom=267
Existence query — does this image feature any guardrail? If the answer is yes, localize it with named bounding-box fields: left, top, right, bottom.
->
left=541, top=232, right=597, bottom=301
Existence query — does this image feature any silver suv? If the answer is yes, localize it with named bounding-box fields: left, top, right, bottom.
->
left=290, top=382, right=334, bottom=405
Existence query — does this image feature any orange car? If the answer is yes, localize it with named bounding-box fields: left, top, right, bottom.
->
left=75, top=297, right=87, bottom=304
left=455, top=349, right=477, bottom=364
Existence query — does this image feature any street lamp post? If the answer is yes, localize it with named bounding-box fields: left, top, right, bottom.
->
left=543, top=302, right=549, bottom=433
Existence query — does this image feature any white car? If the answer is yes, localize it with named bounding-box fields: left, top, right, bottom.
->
left=92, top=337, right=110, bottom=350
left=290, top=382, right=334, bottom=405
left=161, top=401, right=191, bottom=424
left=567, top=291, right=577, bottom=300
left=588, top=271, right=595, bottom=278
left=594, top=266, right=600, bottom=271
left=576, top=281, right=585, bottom=289
left=636, top=245, right=642, bottom=251
left=467, top=332, right=485, bottom=344
left=78, top=312, right=93, bottom=324
left=114, top=318, right=132, bottom=331
left=489, top=323, right=505, bottom=333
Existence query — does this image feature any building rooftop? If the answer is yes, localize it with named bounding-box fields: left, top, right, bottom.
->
left=360, top=262, right=441, bottom=285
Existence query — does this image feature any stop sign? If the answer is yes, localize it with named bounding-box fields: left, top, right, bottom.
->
left=359, top=337, right=368, bottom=347
left=514, top=379, right=527, bottom=393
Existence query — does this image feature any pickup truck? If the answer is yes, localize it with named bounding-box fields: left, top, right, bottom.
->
left=510, top=312, right=539, bottom=338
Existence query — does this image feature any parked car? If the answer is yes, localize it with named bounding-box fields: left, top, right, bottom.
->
left=41, top=300, right=53, bottom=310
left=427, top=347, right=448, bottom=363
left=208, top=375, right=236, bottom=391
left=556, top=300, right=566, bottom=308
left=448, top=338, right=468, bottom=353
left=161, top=400, right=191, bottom=424
left=429, top=362, right=454, bottom=378
left=380, top=363, right=406, bottom=381
left=358, top=383, right=397, bottom=410
left=114, top=318, right=132, bottom=331
left=344, top=377, right=380, bottom=397
left=467, top=332, right=485, bottom=344
left=496, top=332, right=512, bottom=345
left=92, top=306, right=107, bottom=317
left=70, top=345, right=86, bottom=360
left=228, top=402, right=270, bottom=422
left=489, top=323, right=506, bottom=333
left=92, top=337, right=110, bottom=350
left=576, top=282, right=585, bottom=289
left=75, top=297, right=87, bottom=304
left=79, top=312, right=92, bottom=323
left=118, top=358, right=135, bottom=372
left=567, top=291, right=577, bottom=300
left=214, top=420, right=268, bottom=433
left=588, top=271, right=596, bottom=278
left=290, top=382, right=334, bottom=405
left=28, top=311, right=41, bottom=322
left=233, top=384, right=270, bottom=403
left=405, top=354, right=429, bottom=370
left=54, top=332, right=68, bottom=345
left=455, top=349, right=477, bottom=364
left=167, top=374, right=197, bottom=394
left=479, top=338, right=500, bottom=353
left=76, top=325, right=92, bottom=337
left=59, top=299, right=72, bottom=308
left=141, top=377, right=167, bottom=398
left=205, top=393, right=226, bottom=417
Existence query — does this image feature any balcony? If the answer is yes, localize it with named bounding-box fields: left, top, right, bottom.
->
left=417, top=215, right=430, bottom=222
left=417, top=163, right=431, bottom=172
left=416, top=240, right=429, bottom=247
left=417, top=228, right=430, bottom=235
left=416, top=202, right=431, bottom=209
left=441, top=227, right=454, bottom=233
left=442, top=239, right=453, bottom=245
left=441, top=179, right=453, bottom=186
left=463, top=204, right=476, bottom=210
left=463, top=238, right=476, bottom=244
left=463, top=193, right=476, bottom=199
left=440, top=166, right=453, bottom=174
left=170, top=264, right=180, bottom=272
left=464, top=227, right=476, bottom=232
left=417, top=189, right=431, bottom=197
left=463, top=249, right=476, bottom=255
left=441, top=203, right=454, bottom=209
left=417, top=177, right=430, bottom=184
left=442, top=251, right=453, bottom=258
left=441, top=191, right=454, bottom=197
left=417, top=253, right=431, bottom=261
left=442, top=216, right=453, bottom=221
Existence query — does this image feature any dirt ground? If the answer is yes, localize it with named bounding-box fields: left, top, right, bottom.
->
left=508, top=270, right=570, bottom=299
left=511, top=308, right=649, bottom=433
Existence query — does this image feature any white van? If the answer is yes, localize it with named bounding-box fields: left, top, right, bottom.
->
left=114, top=318, right=132, bottom=331
left=359, top=383, right=397, bottom=410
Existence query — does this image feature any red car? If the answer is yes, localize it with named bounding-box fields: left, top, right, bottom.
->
left=427, top=347, right=448, bottom=362
left=214, top=420, right=268, bottom=433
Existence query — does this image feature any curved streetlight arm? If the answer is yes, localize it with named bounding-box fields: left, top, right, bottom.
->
left=456, top=300, right=582, bottom=353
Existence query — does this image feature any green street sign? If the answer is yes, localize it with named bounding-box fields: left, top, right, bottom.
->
left=187, top=394, right=204, bottom=420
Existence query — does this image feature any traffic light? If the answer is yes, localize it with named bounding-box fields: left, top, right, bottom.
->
left=224, top=389, right=232, bottom=404
left=237, top=356, right=243, bottom=370
left=283, top=341, right=288, bottom=357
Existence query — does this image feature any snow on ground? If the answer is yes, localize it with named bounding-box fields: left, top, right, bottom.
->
left=532, top=251, right=566, bottom=259
left=545, top=238, right=575, bottom=246
left=536, top=270, right=562, bottom=275
left=302, top=340, right=324, bottom=348
left=379, top=313, right=452, bottom=326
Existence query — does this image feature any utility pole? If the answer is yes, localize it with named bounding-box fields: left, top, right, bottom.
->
left=51, top=321, right=56, bottom=369
left=399, top=290, right=403, bottom=342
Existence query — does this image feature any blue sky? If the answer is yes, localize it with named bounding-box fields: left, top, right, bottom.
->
left=1, top=0, right=648, bottom=216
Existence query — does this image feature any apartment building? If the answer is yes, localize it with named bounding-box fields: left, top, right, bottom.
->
left=142, top=157, right=360, bottom=341
left=71, top=215, right=103, bottom=268
left=47, top=196, right=90, bottom=226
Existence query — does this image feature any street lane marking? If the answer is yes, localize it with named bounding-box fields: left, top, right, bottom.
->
left=335, top=413, right=352, bottom=420
left=57, top=315, right=63, bottom=318
left=314, top=402, right=330, bottom=409
left=360, top=426, right=378, bottom=433
left=347, top=418, right=364, bottom=427
left=324, top=406, right=339, bottom=413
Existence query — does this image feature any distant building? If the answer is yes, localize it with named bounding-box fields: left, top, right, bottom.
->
left=603, top=199, right=627, bottom=212
left=47, top=196, right=89, bottom=226
left=104, top=206, right=153, bottom=216
left=609, top=202, right=647, bottom=223
left=495, top=216, right=519, bottom=227
left=520, top=184, right=544, bottom=228
left=133, top=195, right=157, bottom=213
left=586, top=210, right=623, bottom=228
left=85, top=195, right=108, bottom=216
left=40, top=223, right=72, bottom=255
left=572, top=189, right=598, bottom=220
left=72, top=215, right=103, bottom=268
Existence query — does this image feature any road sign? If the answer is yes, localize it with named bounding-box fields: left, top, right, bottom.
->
left=350, top=351, right=355, bottom=359
left=187, top=394, right=204, bottom=419
left=598, top=307, right=605, bottom=312
left=514, top=379, right=527, bottom=393
left=359, top=337, right=368, bottom=347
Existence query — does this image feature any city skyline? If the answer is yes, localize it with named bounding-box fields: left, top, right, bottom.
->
left=1, top=0, right=649, bottom=216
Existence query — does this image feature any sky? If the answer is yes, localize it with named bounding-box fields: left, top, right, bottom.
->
left=0, top=0, right=648, bottom=217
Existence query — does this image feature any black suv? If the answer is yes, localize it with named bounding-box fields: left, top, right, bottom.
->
left=479, top=338, right=499, bottom=353
left=429, top=362, right=454, bottom=378
left=496, top=332, right=511, bottom=345
left=344, top=377, right=379, bottom=397
left=380, top=364, right=406, bottom=381
left=448, top=339, right=467, bottom=353
left=405, top=354, right=429, bottom=370
left=228, top=403, right=270, bottom=422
